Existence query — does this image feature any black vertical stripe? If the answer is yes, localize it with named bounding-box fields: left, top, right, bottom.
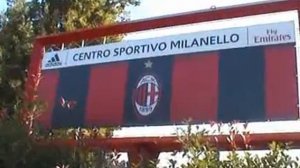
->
left=124, top=57, right=173, bottom=126
left=52, top=66, right=90, bottom=128
left=218, top=47, right=265, bottom=122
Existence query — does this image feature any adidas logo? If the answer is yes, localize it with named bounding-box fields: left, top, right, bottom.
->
left=45, top=54, right=62, bottom=67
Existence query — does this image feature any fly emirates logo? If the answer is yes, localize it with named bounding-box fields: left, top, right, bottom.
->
left=253, top=29, right=292, bottom=44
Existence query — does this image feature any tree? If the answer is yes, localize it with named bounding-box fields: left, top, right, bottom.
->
left=0, top=0, right=139, bottom=167
left=0, top=0, right=33, bottom=118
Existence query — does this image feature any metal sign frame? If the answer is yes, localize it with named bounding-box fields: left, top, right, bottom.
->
left=25, top=0, right=300, bottom=164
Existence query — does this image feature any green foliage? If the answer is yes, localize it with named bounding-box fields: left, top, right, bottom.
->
left=176, top=124, right=221, bottom=168
left=0, top=118, right=31, bottom=168
left=0, top=118, right=71, bottom=168
left=0, top=118, right=128, bottom=168
left=166, top=124, right=300, bottom=168
left=0, top=0, right=33, bottom=113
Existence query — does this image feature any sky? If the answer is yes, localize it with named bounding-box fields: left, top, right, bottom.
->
left=128, top=0, right=270, bottom=20
left=0, top=0, right=7, bottom=12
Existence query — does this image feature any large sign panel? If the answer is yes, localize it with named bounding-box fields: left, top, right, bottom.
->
left=38, top=22, right=298, bottom=128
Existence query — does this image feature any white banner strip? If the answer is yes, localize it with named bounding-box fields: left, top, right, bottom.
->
left=113, top=120, right=300, bottom=138
left=42, top=21, right=295, bottom=70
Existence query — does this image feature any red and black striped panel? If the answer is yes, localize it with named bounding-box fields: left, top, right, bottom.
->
left=37, top=43, right=298, bottom=128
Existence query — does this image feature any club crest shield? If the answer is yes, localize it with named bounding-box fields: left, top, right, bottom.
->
left=133, top=74, right=161, bottom=116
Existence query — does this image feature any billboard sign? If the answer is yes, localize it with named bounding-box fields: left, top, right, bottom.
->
left=38, top=21, right=298, bottom=128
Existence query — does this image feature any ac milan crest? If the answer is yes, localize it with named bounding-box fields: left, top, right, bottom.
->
left=133, top=60, right=161, bottom=116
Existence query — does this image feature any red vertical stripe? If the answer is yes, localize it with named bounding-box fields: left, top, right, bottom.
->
left=264, top=44, right=298, bottom=120
left=140, top=85, right=144, bottom=106
left=171, top=52, right=219, bottom=123
left=85, top=62, right=128, bottom=126
left=139, top=86, right=143, bottom=105
left=137, top=87, right=141, bottom=104
left=37, top=70, right=60, bottom=129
